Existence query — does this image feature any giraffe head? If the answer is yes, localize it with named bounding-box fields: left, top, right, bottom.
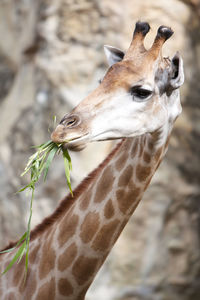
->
left=51, top=22, right=184, bottom=150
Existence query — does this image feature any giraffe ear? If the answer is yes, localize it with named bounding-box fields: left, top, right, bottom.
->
left=168, top=52, right=184, bottom=89
left=104, top=45, right=125, bottom=67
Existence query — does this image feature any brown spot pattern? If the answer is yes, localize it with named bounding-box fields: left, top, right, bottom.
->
left=154, top=147, right=163, bottom=161
left=104, top=199, right=115, bottom=219
left=131, top=140, right=139, bottom=158
left=23, top=275, right=37, bottom=300
left=116, top=186, right=141, bottom=214
left=12, top=257, right=24, bottom=287
left=35, top=278, right=55, bottom=300
left=29, top=243, right=40, bottom=264
left=79, top=188, right=92, bottom=211
left=115, top=152, right=127, bottom=171
left=118, top=165, right=133, bottom=188
left=94, top=166, right=115, bottom=203
left=19, top=267, right=29, bottom=293
left=92, top=219, right=119, bottom=251
left=58, top=214, right=79, bottom=247
left=143, top=151, right=151, bottom=164
left=136, top=164, right=152, bottom=182
left=72, top=256, right=98, bottom=285
left=58, top=242, right=77, bottom=271
left=39, top=234, right=56, bottom=279
left=139, top=143, right=144, bottom=157
left=148, top=140, right=154, bottom=151
left=80, top=212, right=100, bottom=243
left=58, top=278, right=73, bottom=296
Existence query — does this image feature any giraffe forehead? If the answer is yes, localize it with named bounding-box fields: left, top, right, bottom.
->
left=102, top=62, right=145, bottom=89
left=101, top=60, right=162, bottom=94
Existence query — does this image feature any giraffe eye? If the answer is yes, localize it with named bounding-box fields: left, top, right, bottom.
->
left=130, top=86, right=152, bottom=100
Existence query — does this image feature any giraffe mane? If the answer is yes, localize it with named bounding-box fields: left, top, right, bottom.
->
left=0, top=139, right=124, bottom=252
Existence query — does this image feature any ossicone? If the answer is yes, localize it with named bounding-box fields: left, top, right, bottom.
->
left=148, top=25, right=174, bottom=59
left=124, top=21, right=151, bottom=59
left=156, top=25, right=174, bottom=42
left=133, top=21, right=150, bottom=37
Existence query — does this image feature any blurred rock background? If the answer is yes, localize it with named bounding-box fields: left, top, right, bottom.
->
left=0, top=0, right=199, bottom=299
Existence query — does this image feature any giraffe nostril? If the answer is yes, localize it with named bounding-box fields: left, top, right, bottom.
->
left=60, top=114, right=80, bottom=128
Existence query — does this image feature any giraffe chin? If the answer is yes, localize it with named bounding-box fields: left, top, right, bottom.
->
left=61, top=134, right=90, bottom=151
left=62, top=142, right=86, bottom=152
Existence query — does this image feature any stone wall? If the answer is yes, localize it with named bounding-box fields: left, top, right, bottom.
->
left=0, top=0, right=199, bottom=299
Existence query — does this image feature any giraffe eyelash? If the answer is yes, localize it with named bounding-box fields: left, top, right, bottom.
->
left=130, top=86, right=153, bottom=101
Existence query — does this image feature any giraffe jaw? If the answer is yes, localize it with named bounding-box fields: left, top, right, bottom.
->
left=62, top=133, right=90, bottom=151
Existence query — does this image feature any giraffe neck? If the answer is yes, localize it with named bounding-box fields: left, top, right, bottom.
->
left=0, top=129, right=170, bottom=300
left=51, top=132, right=168, bottom=299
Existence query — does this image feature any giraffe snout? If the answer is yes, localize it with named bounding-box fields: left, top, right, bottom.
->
left=51, top=114, right=82, bottom=144
left=51, top=112, right=90, bottom=150
left=51, top=124, right=66, bottom=144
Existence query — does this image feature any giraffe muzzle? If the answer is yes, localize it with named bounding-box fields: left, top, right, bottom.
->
left=51, top=113, right=90, bottom=151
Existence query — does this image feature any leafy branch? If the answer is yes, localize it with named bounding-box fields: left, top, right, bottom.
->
left=0, top=141, right=72, bottom=278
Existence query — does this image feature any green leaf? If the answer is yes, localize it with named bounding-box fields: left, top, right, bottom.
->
left=21, top=153, right=38, bottom=176
left=25, top=243, right=29, bottom=279
left=1, top=241, right=26, bottom=275
left=63, top=154, right=73, bottom=195
left=0, top=232, right=27, bottom=254
left=33, top=140, right=53, bottom=150
left=63, top=148, right=72, bottom=166
left=43, top=146, right=58, bottom=181
left=53, top=115, right=57, bottom=125
left=17, top=247, right=26, bottom=264
left=17, top=184, right=31, bottom=193
left=24, top=188, right=34, bottom=277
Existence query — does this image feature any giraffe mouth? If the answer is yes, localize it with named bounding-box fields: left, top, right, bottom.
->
left=51, top=122, right=90, bottom=151
left=61, top=133, right=90, bottom=151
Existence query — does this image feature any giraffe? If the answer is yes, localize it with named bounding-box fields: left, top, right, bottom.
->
left=0, top=22, right=184, bottom=300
